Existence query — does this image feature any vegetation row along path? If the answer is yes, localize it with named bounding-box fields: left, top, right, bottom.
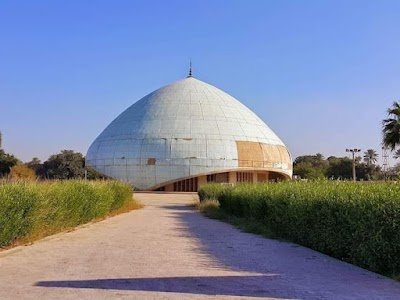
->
left=0, top=193, right=399, bottom=299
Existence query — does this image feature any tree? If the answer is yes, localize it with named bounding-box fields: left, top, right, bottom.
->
left=393, top=149, right=400, bottom=160
left=326, top=156, right=353, bottom=180
left=363, top=149, right=378, bottom=166
left=0, top=130, right=2, bottom=149
left=293, top=153, right=384, bottom=181
left=293, top=162, right=326, bottom=179
left=26, top=157, right=42, bottom=173
left=294, top=153, right=327, bottom=167
left=42, top=150, right=85, bottom=179
left=382, top=101, right=400, bottom=150
left=293, top=154, right=328, bottom=179
left=356, top=162, right=381, bottom=181
left=0, top=150, right=19, bottom=177
left=86, top=165, right=109, bottom=180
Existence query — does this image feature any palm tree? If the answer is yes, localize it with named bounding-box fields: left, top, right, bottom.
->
left=393, top=149, right=400, bottom=160
left=363, top=149, right=378, bottom=166
left=382, top=101, right=400, bottom=150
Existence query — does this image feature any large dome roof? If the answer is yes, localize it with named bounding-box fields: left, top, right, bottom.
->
left=86, top=76, right=292, bottom=189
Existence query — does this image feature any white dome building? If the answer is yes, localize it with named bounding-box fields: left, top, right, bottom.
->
left=86, top=72, right=292, bottom=191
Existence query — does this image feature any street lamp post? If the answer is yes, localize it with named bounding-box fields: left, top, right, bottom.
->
left=346, top=148, right=361, bottom=181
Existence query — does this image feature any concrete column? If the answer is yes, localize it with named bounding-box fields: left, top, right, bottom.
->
left=165, top=183, right=174, bottom=192
left=197, top=176, right=207, bottom=188
left=228, top=172, right=236, bottom=184
left=253, top=172, right=258, bottom=183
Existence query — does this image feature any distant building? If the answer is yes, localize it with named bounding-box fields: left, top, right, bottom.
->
left=86, top=71, right=292, bottom=191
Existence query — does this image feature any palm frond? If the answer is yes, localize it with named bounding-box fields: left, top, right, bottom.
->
left=382, top=103, right=400, bottom=150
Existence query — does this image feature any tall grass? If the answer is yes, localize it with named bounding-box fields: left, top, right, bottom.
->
left=199, top=181, right=400, bottom=277
left=0, top=180, right=137, bottom=248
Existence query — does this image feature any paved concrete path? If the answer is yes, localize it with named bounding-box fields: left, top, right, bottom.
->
left=1, top=193, right=400, bottom=300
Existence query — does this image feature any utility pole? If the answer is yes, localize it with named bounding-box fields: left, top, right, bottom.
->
left=382, top=146, right=389, bottom=181
left=346, top=148, right=361, bottom=181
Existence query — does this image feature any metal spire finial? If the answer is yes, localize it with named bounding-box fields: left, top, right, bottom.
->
left=187, top=61, right=193, bottom=78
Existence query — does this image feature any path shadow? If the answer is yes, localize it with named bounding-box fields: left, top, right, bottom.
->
left=35, top=201, right=400, bottom=299
left=34, top=203, right=298, bottom=298
left=36, top=275, right=293, bottom=298
left=159, top=204, right=400, bottom=299
left=160, top=204, right=289, bottom=275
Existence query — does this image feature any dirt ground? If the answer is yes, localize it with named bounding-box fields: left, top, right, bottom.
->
left=0, top=192, right=400, bottom=299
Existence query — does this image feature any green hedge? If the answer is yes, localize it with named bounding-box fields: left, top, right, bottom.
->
left=0, top=180, right=134, bottom=247
left=199, top=181, right=400, bottom=276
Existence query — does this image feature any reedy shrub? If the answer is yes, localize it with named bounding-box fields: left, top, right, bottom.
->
left=0, top=182, right=39, bottom=246
left=0, top=180, right=133, bottom=247
left=198, top=181, right=400, bottom=276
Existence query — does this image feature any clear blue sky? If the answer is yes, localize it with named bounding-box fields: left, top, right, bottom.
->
left=1, top=0, right=399, bottom=164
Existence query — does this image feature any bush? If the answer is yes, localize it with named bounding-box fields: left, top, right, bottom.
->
left=0, top=180, right=134, bottom=247
left=198, top=181, right=400, bottom=277
left=9, top=165, right=36, bottom=180
left=0, top=182, right=39, bottom=246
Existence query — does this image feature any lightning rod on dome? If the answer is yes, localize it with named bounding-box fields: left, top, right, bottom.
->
left=188, top=61, right=193, bottom=78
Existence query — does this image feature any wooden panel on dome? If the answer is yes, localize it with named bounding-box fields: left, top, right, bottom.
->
left=260, top=144, right=281, bottom=163
left=236, top=141, right=263, bottom=167
left=252, top=161, right=264, bottom=168
left=276, top=145, right=292, bottom=166
left=236, top=141, right=291, bottom=168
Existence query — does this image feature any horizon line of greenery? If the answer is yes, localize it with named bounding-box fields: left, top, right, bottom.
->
left=294, top=99, right=400, bottom=181
left=293, top=151, right=384, bottom=181
left=0, top=146, right=107, bottom=181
